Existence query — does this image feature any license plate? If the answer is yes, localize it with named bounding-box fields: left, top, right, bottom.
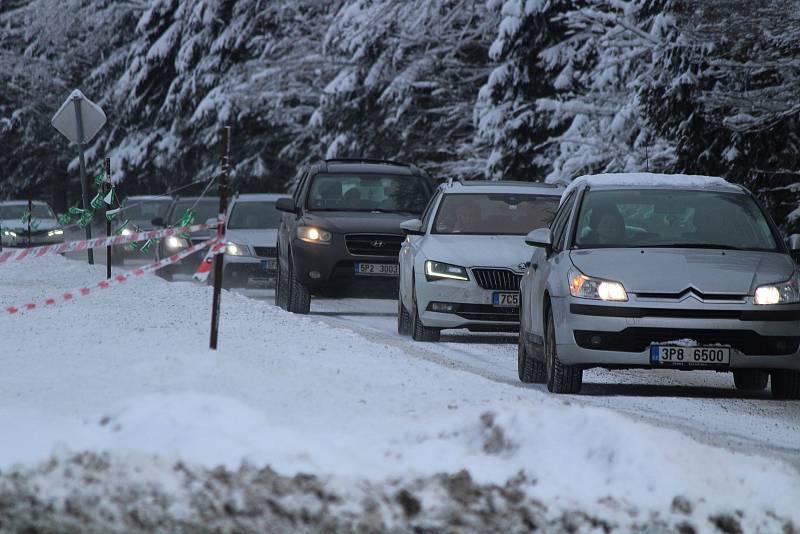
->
left=261, top=258, right=277, bottom=271
left=650, top=345, right=730, bottom=366
left=353, top=263, right=399, bottom=276
left=492, top=292, right=519, bottom=307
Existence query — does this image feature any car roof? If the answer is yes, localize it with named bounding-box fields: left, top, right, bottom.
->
left=231, top=193, right=285, bottom=202
left=0, top=200, right=51, bottom=206
left=563, top=173, right=742, bottom=198
left=123, top=195, right=173, bottom=202
left=441, top=180, right=564, bottom=196
left=317, top=159, right=428, bottom=178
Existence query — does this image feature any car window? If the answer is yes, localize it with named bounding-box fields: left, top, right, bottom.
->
left=432, top=193, right=559, bottom=235
left=419, top=191, right=441, bottom=232
left=0, top=204, right=55, bottom=220
left=169, top=200, right=218, bottom=225
left=121, top=199, right=171, bottom=220
left=550, top=190, right=576, bottom=252
left=573, top=189, right=779, bottom=251
left=228, top=201, right=281, bottom=229
left=306, top=173, right=429, bottom=213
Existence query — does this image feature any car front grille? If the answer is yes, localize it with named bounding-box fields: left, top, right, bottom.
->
left=345, top=234, right=404, bottom=257
left=472, top=268, right=521, bottom=291
left=253, top=246, right=276, bottom=258
left=573, top=328, right=800, bottom=356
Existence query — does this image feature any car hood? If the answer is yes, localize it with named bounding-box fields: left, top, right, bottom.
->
left=1, top=218, right=60, bottom=232
left=422, top=234, right=530, bottom=271
left=302, top=211, right=416, bottom=234
left=225, top=228, right=278, bottom=247
left=569, top=248, right=795, bottom=295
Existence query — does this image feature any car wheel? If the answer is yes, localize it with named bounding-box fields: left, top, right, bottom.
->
left=157, top=266, right=173, bottom=282
left=411, top=282, right=439, bottom=342
left=275, top=251, right=287, bottom=309
left=544, top=306, right=582, bottom=394
left=518, top=331, right=546, bottom=384
left=397, top=289, right=412, bottom=336
left=732, top=370, right=768, bottom=391
left=770, top=370, right=800, bottom=399
left=286, top=252, right=310, bottom=314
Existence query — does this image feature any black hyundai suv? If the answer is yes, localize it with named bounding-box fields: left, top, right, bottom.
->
left=275, top=159, right=435, bottom=313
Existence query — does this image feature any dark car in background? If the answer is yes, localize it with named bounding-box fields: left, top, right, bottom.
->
left=114, top=195, right=174, bottom=263
left=0, top=201, right=64, bottom=247
left=153, top=196, right=219, bottom=281
left=275, top=159, right=435, bottom=313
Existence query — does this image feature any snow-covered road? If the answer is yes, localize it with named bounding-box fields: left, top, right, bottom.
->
left=2, top=257, right=799, bottom=531
left=237, top=288, right=800, bottom=469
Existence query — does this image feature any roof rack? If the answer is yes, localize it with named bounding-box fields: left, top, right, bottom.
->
left=325, top=158, right=412, bottom=167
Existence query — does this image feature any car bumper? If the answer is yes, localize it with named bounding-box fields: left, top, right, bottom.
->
left=416, top=274, right=520, bottom=330
left=549, top=296, right=800, bottom=371
left=223, top=255, right=277, bottom=282
left=9, top=235, right=64, bottom=247
left=291, top=236, right=399, bottom=287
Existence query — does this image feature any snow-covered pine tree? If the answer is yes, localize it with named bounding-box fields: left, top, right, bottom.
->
left=474, top=0, right=574, bottom=182
left=314, top=0, right=497, bottom=179
left=537, top=0, right=679, bottom=182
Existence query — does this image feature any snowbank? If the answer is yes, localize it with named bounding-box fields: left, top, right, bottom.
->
left=1, top=255, right=799, bottom=531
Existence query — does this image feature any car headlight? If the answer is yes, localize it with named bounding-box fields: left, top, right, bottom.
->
left=226, top=242, right=251, bottom=256
left=165, top=236, right=189, bottom=249
left=47, top=229, right=64, bottom=237
left=297, top=226, right=331, bottom=245
left=425, top=260, right=469, bottom=281
left=754, top=276, right=800, bottom=305
left=120, top=228, right=132, bottom=236
left=568, top=266, right=628, bottom=301
left=2, top=230, right=16, bottom=237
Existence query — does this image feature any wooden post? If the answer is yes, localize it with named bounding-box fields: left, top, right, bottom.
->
left=210, top=126, right=231, bottom=350
left=104, top=158, right=112, bottom=279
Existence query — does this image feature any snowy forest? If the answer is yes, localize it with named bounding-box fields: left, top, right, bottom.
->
left=1, top=0, right=799, bottom=228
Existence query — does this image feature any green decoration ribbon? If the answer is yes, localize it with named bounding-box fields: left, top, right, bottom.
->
left=68, top=205, right=84, bottom=216
left=114, top=220, right=130, bottom=235
left=21, top=210, right=40, bottom=231
left=77, top=209, right=94, bottom=229
left=90, top=192, right=105, bottom=210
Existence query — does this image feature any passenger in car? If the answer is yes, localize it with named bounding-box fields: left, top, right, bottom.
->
left=583, top=205, right=626, bottom=245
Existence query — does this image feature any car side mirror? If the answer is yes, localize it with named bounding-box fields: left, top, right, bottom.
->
left=525, top=228, right=552, bottom=249
left=400, top=218, right=424, bottom=235
left=275, top=197, right=297, bottom=214
left=787, top=234, right=800, bottom=251
left=151, top=217, right=165, bottom=227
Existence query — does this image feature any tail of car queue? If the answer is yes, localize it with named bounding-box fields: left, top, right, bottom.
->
left=273, top=165, right=800, bottom=400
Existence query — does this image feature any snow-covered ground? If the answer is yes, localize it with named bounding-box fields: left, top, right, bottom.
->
left=1, top=255, right=799, bottom=532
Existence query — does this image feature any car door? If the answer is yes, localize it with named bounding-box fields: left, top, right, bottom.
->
left=278, top=170, right=308, bottom=271
left=401, top=190, right=440, bottom=309
left=527, top=189, right=578, bottom=341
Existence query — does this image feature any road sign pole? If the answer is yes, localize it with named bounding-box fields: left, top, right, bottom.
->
left=73, top=97, right=94, bottom=265
left=210, top=126, right=231, bottom=350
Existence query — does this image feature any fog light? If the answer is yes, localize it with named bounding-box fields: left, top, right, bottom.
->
left=590, top=335, right=603, bottom=346
left=430, top=302, right=455, bottom=313
left=309, top=270, right=321, bottom=279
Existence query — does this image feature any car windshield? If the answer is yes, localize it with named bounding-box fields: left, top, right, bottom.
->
left=0, top=204, right=55, bottom=220
left=122, top=199, right=171, bottom=220
left=307, top=173, right=429, bottom=213
left=432, top=193, right=559, bottom=235
left=228, top=201, right=281, bottom=229
left=169, top=200, right=219, bottom=225
left=573, top=189, right=780, bottom=251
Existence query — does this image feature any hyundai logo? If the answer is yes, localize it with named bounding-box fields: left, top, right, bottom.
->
left=371, top=240, right=385, bottom=248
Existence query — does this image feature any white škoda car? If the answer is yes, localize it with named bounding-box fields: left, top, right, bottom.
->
left=397, top=180, right=563, bottom=341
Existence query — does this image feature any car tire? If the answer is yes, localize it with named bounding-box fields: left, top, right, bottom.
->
left=518, top=332, right=546, bottom=383
left=397, top=290, right=412, bottom=336
left=275, top=250, right=288, bottom=309
left=732, top=370, right=768, bottom=391
left=286, top=253, right=310, bottom=314
left=544, top=306, right=582, bottom=394
left=157, top=267, right=173, bottom=282
left=770, top=370, right=800, bottom=399
left=411, top=282, right=439, bottom=342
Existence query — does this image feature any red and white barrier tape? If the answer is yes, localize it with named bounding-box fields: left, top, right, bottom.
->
left=0, top=221, right=219, bottom=265
left=192, top=240, right=227, bottom=282
left=5, top=238, right=219, bottom=314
